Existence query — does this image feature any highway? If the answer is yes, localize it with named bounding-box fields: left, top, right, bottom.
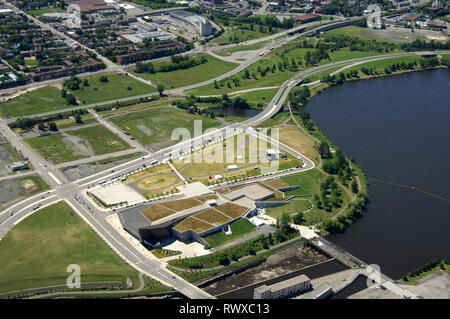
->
left=0, top=7, right=447, bottom=298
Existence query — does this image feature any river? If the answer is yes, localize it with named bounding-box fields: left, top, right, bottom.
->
left=305, top=69, right=450, bottom=279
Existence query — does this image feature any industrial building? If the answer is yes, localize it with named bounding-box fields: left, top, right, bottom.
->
left=254, top=275, right=311, bottom=299
left=9, top=161, right=28, bottom=172
left=169, top=10, right=214, bottom=36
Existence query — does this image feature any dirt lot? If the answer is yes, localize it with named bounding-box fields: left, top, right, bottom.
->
left=203, top=241, right=329, bottom=296
left=61, top=152, right=143, bottom=182
left=0, top=177, right=40, bottom=208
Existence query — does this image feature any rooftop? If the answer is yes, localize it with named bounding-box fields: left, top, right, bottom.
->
left=173, top=202, right=248, bottom=234
left=176, top=182, right=214, bottom=198
left=89, top=182, right=145, bottom=206
left=269, top=274, right=310, bottom=292
left=223, top=183, right=274, bottom=201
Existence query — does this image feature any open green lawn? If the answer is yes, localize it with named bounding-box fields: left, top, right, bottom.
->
left=279, top=169, right=352, bottom=225
left=318, top=48, right=383, bottom=65
left=282, top=169, right=326, bottom=196
left=26, top=125, right=131, bottom=163
left=325, top=25, right=428, bottom=43
left=26, top=133, right=87, bottom=164
left=0, top=201, right=138, bottom=294
left=203, top=218, right=256, bottom=248
left=28, top=7, right=65, bottom=16
left=344, top=56, right=426, bottom=74
left=216, top=42, right=268, bottom=56
left=0, top=86, right=69, bottom=117
left=129, top=54, right=237, bottom=89
left=257, top=112, right=291, bottom=128
left=109, top=106, right=221, bottom=147
left=24, top=58, right=39, bottom=67
left=187, top=45, right=372, bottom=96
left=68, top=125, right=131, bottom=155
left=211, top=27, right=279, bottom=46
left=266, top=198, right=311, bottom=219
left=68, top=72, right=156, bottom=105
left=231, top=88, right=278, bottom=107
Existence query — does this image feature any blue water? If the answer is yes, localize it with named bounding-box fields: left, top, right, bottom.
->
left=305, top=69, right=450, bottom=279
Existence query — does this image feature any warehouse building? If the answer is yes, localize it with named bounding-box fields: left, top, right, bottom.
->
left=169, top=10, right=214, bottom=36
left=254, top=275, right=311, bottom=299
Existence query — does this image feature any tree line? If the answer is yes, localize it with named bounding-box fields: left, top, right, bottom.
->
left=134, top=55, right=207, bottom=74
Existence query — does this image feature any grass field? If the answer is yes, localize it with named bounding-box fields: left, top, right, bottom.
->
left=14, top=175, right=50, bottom=197
left=215, top=42, right=268, bottom=56
left=203, top=218, right=256, bottom=248
left=211, top=27, right=278, bottom=46
left=257, top=112, right=291, bottom=127
left=0, top=201, right=139, bottom=294
left=277, top=125, right=320, bottom=165
left=129, top=55, right=237, bottom=89
left=56, top=117, right=98, bottom=130
left=325, top=25, right=428, bottom=43
left=343, top=56, right=426, bottom=75
left=109, top=106, right=221, bottom=147
left=28, top=7, right=65, bottom=16
left=26, top=125, right=130, bottom=163
left=279, top=169, right=352, bottom=225
left=24, top=58, right=39, bottom=67
left=230, top=88, right=278, bottom=107
left=0, top=86, right=69, bottom=117
left=185, top=43, right=390, bottom=97
left=68, top=73, right=156, bottom=105
left=26, top=133, right=87, bottom=164
left=124, top=163, right=173, bottom=184
left=185, top=46, right=314, bottom=96
left=266, top=198, right=311, bottom=219
left=68, top=125, right=131, bottom=155
left=174, top=133, right=303, bottom=183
